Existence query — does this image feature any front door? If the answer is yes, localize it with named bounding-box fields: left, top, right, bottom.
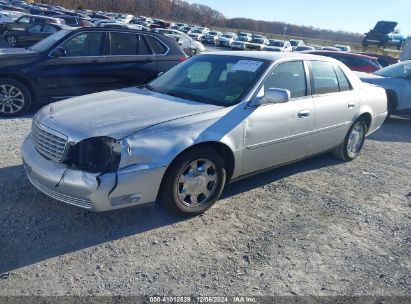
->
left=35, top=31, right=109, bottom=101
left=241, top=60, right=315, bottom=175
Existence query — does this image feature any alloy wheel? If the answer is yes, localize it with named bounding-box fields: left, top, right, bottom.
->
left=0, top=84, right=25, bottom=114
left=347, top=122, right=365, bottom=158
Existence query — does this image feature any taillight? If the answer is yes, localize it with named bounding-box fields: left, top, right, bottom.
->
left=179, top=57, right=187, bottom=62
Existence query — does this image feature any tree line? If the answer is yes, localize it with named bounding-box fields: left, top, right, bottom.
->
left=39, top=0, right=363, bottom=43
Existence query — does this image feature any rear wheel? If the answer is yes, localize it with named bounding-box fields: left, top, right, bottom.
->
left=159, top=147, right=226, bottom=216
left=6, top=35, right=18, bottom=47
left=332, top=118, right=367, bottom=161
left=0, top=78, right=32, bottom=117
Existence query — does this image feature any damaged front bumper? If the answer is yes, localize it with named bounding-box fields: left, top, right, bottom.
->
left=21, top=135, right=166, bottom=212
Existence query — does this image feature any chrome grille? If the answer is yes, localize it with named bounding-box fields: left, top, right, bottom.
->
left=32, top=121, right=68, bottom=162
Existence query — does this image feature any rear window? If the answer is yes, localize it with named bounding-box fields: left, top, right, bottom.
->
left=145, top=36, right=167, bottom=54
left=110, top=32, right=151, bottom=56
left=335, top=66, right=351, bottom=91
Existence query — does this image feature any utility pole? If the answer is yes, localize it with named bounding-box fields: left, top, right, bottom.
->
left=283, top=25, right=287, bottom=41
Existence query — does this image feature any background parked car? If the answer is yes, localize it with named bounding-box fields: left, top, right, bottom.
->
left=358, top=53, right=399, bottom=68
left=4, top=23, right=70, bottom=47
left=304, top=50, right=382, bottom=73
left=0, top=27, right=187, bottom=116
left=289, top=39, right=305, bottom=50
left=216, top=32, right=237, bottom=47
left=246, top=37, right=269, bottom=51
left=293, top=45, right=315, bottom=52
left=53, top=15, right=93, bottom=27
left=152, top=28, right=205, bottom=55
left=334, top=44, right=351, bottom=52
left=266, top=39, right=292, bottom=52
left=358, top=61, right=411, bottom=116
left=362, top=21, right=406, bottom=50
left=188, top=28, right=208, bottom=41
left=3, top=14, right=65, bottom=32
left=231, top=36, right=249, bottom=50
left=201, top=31, right=222, bottom=44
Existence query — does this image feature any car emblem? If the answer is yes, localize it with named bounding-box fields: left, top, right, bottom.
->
left=49, top=105, right=54, bottom=118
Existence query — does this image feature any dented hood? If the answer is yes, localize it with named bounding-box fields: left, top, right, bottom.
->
left=35, top=87, right=222, bottom=141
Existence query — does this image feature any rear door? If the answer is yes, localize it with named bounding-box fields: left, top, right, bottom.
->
left=34, top=31, right=109, bottom=100
left=308, top=60, right=359, bottom=153
left=103, top=31, right=157, bottom=90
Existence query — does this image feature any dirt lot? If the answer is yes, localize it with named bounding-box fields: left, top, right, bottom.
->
left=0, top=112, right=410, bottom=298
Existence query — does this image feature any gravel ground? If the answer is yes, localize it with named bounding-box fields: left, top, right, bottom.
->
left=0, top=113, right=410, bottom=297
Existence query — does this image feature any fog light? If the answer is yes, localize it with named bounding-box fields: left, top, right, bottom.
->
left=110, top=193, right=142, bottom=206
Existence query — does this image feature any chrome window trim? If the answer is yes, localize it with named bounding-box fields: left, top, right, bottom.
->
left=48, top=30, right=107, bottom=58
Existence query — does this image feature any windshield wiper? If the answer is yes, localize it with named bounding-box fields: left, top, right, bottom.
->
left=164, top=91, right=191, bottom=101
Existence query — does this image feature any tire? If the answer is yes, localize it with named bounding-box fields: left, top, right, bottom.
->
left=386, top=90, right=397, bottom=118
left=6, top=35, right=18, bottom=47
left=332, top=118, right=367, bottom=161
left=158, top=147, right=226, bottom=216
left=0, top=78, right=32, bottom=117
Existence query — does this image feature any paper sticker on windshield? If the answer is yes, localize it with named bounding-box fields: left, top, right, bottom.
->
left=231, top=60, right=263, bottom=72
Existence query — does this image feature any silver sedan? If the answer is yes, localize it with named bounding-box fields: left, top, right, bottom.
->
left=357, top=60, right=411, bottom=116
left=21, top=52, right=388, bottom=215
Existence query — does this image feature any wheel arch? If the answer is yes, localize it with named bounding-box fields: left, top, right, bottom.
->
left=167, top=141, right=235, bottom=182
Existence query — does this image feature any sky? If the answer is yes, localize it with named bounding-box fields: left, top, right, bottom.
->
left=188, top=0, right=410, bottom=36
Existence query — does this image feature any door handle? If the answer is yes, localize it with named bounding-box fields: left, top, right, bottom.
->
left=348, top=103, right=356, bottom=108
left=298, top=110, right=310, bottom=118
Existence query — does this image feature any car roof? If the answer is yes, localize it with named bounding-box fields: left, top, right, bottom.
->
left=204, top=51, right=335, bottom=62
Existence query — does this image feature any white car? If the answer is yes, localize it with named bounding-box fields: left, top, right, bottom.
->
left=266, top=39, right=292, bottom=52
left=231, top=36, right=250, bottom=50
left=152, top=28, right=205, bottom=56
left=217, top=32, right=237, bottom=47
left=201, top=31, right=222, bottom=44
left=188, top=28, right=209, bottom=41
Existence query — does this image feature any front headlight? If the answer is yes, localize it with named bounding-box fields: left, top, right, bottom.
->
left=67, top=137, right=121, bottom=173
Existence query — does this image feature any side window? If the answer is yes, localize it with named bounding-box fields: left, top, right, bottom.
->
left=187, top=61, right=212, bottom=83
left=43, top=24, right=58, bottom=33
left=263, top=61, right=307, bottom=99
left=110, top=32, right=151, bottom=55
left=145, top=36, right=167, bottom=54
left=310, top=61, right=339, bottom=95
left=17, top=16, right=30, bottom=24
left=335, top=66, right=351, bottom=91
left=27, top=24, right=42, bottom=33
left=60, top=32, right=105, bottom=57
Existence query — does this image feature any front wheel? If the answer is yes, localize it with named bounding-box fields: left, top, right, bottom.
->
left=158, top=147, right=226, bottom=216
left=6, top=35, right=18, bottom=47
left=0, top=78, right=32, bottom=117
left=332, top=118, right=367, bottom=161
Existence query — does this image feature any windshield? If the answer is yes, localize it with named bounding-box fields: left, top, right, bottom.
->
left=251, top=38, right=264, bottom=44
left=208, top=32, right=218, bottom=36
left=148, top=55, right=269, bottom=107
left=29, top=30, right=71, bottom=52
left=222, top=34, right=234, bottom=38
left=290, top=40, right=300, bottom=46
left=192, top=29, right=202, bottom=33
left=373, top=61, right=411, bottom=78
left=236, top=37, right=248, bottom=42
left=268, top=41, right=284, bottom=47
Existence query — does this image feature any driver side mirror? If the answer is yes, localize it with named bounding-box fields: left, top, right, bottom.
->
left=51, top=47, right=67, bottom=57
left=255, top=88, right=290, bottom=106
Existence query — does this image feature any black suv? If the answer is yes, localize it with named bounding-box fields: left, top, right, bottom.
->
left=0, top=27, right=187, bottom=116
